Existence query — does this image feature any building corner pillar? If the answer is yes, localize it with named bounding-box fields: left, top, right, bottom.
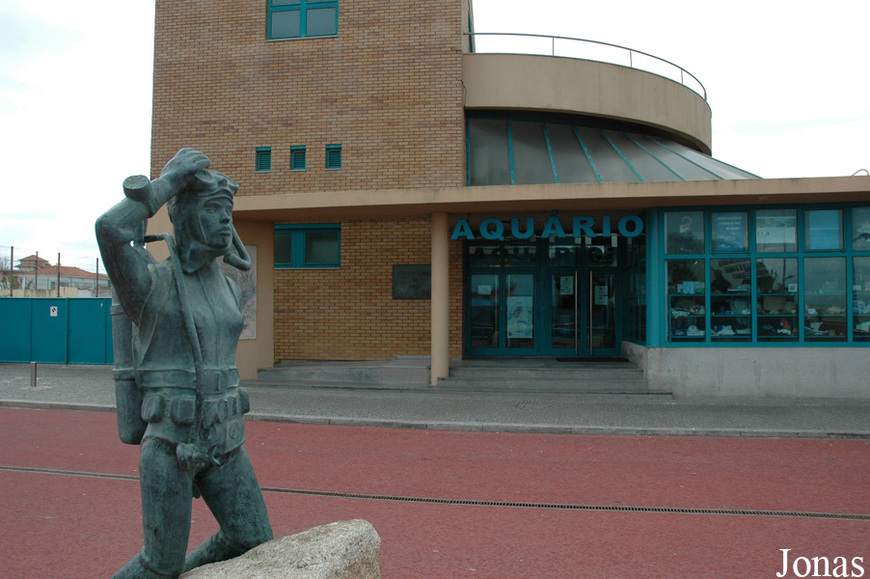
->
left=431, top=212, right=450, bottom=386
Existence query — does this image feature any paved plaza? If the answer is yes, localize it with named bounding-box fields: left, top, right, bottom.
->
left=1, top=363, right=868, bottom=577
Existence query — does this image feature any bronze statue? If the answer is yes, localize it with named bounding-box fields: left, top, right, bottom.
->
left=96, top=148, right=273, bottom=578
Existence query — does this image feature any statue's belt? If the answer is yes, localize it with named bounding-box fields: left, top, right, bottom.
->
left=141, top=388, right=249, bottom=426
left=136, top=368, right=240, bottom=394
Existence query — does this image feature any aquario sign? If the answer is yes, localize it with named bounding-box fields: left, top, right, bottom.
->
left=451, top=215, right=644, bottom=241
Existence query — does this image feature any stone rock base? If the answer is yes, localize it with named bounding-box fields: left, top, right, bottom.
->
left=180, top=519, right=381, bottom=579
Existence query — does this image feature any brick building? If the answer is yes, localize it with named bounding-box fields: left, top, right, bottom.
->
left=148, top=0, right=870, bottom=397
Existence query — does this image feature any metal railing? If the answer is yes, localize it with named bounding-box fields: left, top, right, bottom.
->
left=465, top=32, right=707, bottom=100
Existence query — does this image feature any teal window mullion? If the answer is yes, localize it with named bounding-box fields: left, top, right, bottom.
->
left=646, top=209, right=664, bottom=347
left=652, top=139, right=726, bottom=179
left=542, top=124, right=559, bottom=184
left=507, top=120, right=516, bottom=185
left=601, top=131, right=645, bottom=182
left=293, top=231, right=305, bottom=266
left=627, top=135, right=685, bottom=181
left=573, top=127, right=602, bottom=183
left=846, top=250, right=854, bottom=341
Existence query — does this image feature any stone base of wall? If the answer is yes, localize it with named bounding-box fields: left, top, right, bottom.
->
left=623, top=342, right=869, bottom=398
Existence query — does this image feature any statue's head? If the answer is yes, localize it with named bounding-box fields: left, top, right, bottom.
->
left=168, top=169, right=239, bottom=270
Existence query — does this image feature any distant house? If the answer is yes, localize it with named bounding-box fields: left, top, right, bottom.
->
left=15, top=254, right=50, bottom=272
left=13, top=254, right=110, bottom=296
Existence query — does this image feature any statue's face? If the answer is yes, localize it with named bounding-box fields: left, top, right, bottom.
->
left=198, top=196, right=234, bottom=250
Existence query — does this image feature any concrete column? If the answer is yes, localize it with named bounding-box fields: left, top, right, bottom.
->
left=430, top=212, right=450, bottom=386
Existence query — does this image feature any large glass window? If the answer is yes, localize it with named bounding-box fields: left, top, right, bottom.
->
left=852, top=207, right=870, bottom=251
left=467, top=118, right=511, bottom=186
left=275, top=224, right=340, bottom=268
left=548, top=125, right=598, bottom=183
left=662, top=205, right=867, bottom=345
left=667, top=260, right=706, bottom=341
left=853, top=256, right=870, bottom=341
left=268, top=0, right=338, bottom=40
left=709, top=258, right=751, bottom=341
left=712, top=212, right=748, bottom=253
left=756, top=257, right=798, bottom=341
left=506, top=274, right=535, bottom=349
left=625, top=233, right=647, bottom=342
left=804, top=257, right=846, bottom=341
left=470, top=274, right=499, bottom=349
left=756, top=209, right=797, bottom=253
left=511, top=121, right=555, bottom=185
left=665, top=211, right=704, bottom=254
left=805, top=209, right=843, bottom=250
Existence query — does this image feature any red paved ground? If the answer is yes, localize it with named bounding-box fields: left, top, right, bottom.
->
left=1, top=407, right=868, bottom=578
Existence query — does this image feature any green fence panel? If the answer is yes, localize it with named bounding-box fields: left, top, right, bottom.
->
left=0, top=298, right=33, bottom=362
left=69, top=298, right=112, bottom=364
left=0, top=298, right=113, bottom=364
left=30, top=299, right=68, bottom=363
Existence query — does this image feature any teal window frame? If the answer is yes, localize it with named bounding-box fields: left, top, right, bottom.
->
left=325, top=144, right=342, bottom=169
left=659, top=204, right=870, bottom=346
left=275, top=224, right=341, bottom=269
left=256, top=147, right=272, bottom=172
left=291, top=146, right=307, bottom=171
left=268, top=0, right=338, bottom=40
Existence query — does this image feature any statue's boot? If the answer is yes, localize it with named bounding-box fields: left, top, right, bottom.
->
left=113, top=550, right=178, bottom=579
left=182, top=530, right=248, bottom=573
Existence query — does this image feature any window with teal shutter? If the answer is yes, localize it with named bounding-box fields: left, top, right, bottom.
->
left=291, top=146, right=307, bottom=171
left=326, top=144, right=342, bottom=169
left=274, top=224, right=341, bottom=268
left=256, top=147, right=272, bottom=172
left=268, top=1, right=338, bottom=40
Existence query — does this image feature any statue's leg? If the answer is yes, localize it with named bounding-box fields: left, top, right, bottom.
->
left=182, top=447, right=273, bottom=572
left=114, top=438, right=193, bottom=579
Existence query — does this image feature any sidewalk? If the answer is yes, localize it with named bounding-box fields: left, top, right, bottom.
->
left=1, top=362, right=868, bottom=438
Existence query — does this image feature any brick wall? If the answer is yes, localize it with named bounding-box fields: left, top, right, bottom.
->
left=152, top=0, right=469, bottom=362
left=273, top=218, right=463, bottom=361
left=151, top=0, right=466, bottom=192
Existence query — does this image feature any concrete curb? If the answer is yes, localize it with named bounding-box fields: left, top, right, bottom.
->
left=246, top=413, right=870, bottom=439
left=2, top=400, right=869, bottom=439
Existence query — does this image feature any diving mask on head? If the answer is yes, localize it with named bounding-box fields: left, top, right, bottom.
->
left=168, top=170, right=251, bottom=272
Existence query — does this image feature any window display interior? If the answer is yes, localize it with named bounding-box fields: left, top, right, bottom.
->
left=663, top=206, right=868, bottom=345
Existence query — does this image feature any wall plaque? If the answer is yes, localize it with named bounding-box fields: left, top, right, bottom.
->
left=393, top=265, right=431, bottom=299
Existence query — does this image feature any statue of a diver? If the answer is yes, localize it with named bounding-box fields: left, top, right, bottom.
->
left=96, top=148, right=273, bottom=578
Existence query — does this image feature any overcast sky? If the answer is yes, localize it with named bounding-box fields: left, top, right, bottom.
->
left=2, top=0, right=868, bottom=268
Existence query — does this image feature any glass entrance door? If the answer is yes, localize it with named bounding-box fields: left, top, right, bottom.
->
left=465, top=235, right=623, bottom=357
left=506, top=273, right=535, bottom=350
left=551, top=272, right=579, bottom=352
left=589, top=271, right=617, bottom=355
left=468, top=271, right=537, bottom=355
left=549, top=270, right=619, bottom=357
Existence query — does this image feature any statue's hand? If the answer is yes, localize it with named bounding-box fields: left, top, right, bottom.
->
left=160, top=148, right=211, bottom=191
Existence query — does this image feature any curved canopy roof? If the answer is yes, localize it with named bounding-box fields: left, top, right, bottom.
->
left=467, top=114, right=759, bottom=186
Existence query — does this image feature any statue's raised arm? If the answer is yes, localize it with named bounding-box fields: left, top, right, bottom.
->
left=95, top=148, right=211, bottom=324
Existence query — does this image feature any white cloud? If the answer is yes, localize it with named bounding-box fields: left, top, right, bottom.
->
left=1, top=1, right=155, bottom=258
